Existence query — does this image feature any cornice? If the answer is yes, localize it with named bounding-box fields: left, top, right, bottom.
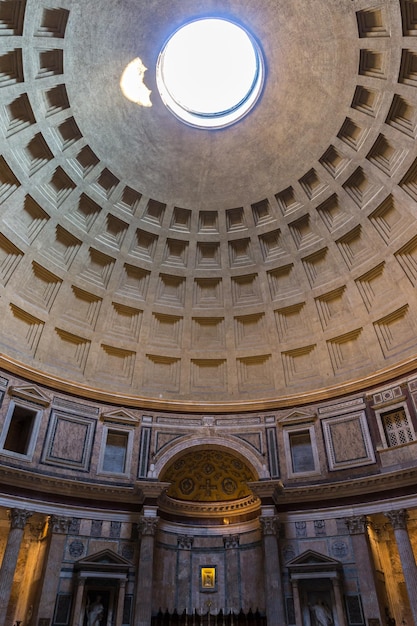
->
left=271, top=467, right=417, bottom=506
left=0, top=464, right=141, bottom=504
left=158, top=492, right=261, bottom=519
left=1, top=353, right=417, bottom=414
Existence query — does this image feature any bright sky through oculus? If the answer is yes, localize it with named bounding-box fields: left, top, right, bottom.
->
left=156, top=18, right=263, bottom=128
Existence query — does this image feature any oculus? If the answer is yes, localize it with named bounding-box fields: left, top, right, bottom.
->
left=156, top=18, right=264, bottom=128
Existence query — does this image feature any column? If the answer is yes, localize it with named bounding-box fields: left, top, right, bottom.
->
left=291, top=579, right=303, bottom=626
left=332, top=577, right=347, bottom=626
left=134, top=513, right=159, bottom=626
left=259, top=514, right=286, bottom=626
left=345, top=515, right=383, bottom=624
left=177, top=534, right=193, bottom=613
left=0, top=508, right=32, bottom=626
left=115, top=579, right=127, bottom=626
left=32, top=515, right=71, bottom=625
left=223, top=534, right=240, bottom=613
left=71, top=575, right=86, bottom=626
left=385, top=509, right=417, bottom=626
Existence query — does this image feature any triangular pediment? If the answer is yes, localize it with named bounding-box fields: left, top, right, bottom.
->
left=100, top=409, right=139, bottom=425
left=288, top=550, right=341, bottom=573
left=75, top=549, right=132, bottom=572
left=77, top=548, right=131, bottom=566
left=278, top=409, right=316, bottom=425
left=9, top=385, right=51, bottom=407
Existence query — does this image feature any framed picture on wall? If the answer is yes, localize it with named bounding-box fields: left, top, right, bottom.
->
left=200, top=566, right=217, bottom=592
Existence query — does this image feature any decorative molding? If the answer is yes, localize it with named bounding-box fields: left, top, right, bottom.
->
left=158, top=492, right=260, bottom=519
left=371, top=385, right=404, bottom=408
left=318, top=396, right=365, bottom=416
left=52, top=396, right=99, bottom=417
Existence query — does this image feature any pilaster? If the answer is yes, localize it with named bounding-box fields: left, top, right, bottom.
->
left=32, top=515, right=71, bottom=626
left=223, top=534, right=240, bottom=612
left=176, top=534, right=193, bottom=613
left=134, top=511, right=159, bottom=626
left=259, top=512, right=286, bottom=626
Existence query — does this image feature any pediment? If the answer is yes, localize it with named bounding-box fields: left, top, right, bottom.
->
left=8, top=385, right=51, bottom=407
left=287, top=550, right=341, bottom=573
left=278, top=409, right=317, bottom=425
left=100, top=409, right=139, bottom=425
left=75, top=549, right=132, bottom=572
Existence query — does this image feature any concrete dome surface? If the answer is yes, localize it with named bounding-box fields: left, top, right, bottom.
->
left=0, top=0, right=417, bottom=410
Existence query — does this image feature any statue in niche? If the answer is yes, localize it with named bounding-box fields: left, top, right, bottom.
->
left=86, top=595, right=104, bottom=626
left=310, top=599, right=333, bottom=626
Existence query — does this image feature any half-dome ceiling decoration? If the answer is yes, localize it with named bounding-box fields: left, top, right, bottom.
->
left=160, top=449, right=256, bottom=502
left=1, top=1, right=417, bottom=411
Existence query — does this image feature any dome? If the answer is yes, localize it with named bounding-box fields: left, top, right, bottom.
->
left=1, top=0, right=417, bottom=411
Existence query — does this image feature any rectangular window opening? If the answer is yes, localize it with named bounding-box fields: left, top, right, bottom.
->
left=3, top=405, right=36, bottom=455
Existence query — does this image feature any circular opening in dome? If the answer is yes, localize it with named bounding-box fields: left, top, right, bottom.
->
left=156, top=18, right=264, bottom=129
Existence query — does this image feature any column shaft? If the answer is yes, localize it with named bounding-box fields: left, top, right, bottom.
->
left=32, top=515, right=71, bottom=625
left=346, top=516, right=383, bottom=623
left=291, top=580, right=303, bottom=626
left=386, top=510, right=417, bottom=626
left=332, top=578, right=347, bottom=626
left=71, top=577, right=86, bottom=626
left=224, top=535, right=240, bottom=613
left=134, top=516, right=159, bottom=626
left=115, top=580, right=127, bottom=626
left=177, top=535, right=193, bottom=613
left=0, top=508, right=31, bottom=626
left=260, top=515, right=286, bottom=626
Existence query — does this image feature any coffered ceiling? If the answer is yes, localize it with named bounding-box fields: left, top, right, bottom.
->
left=1, top=0, right=417, bottom=411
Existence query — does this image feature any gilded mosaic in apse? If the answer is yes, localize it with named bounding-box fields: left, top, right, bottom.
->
left=161, top=449, right=255, bottom=502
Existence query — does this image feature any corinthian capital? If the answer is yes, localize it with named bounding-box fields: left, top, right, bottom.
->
left=345, top=515, right=369, bottom=535
left=260, top=515, right=279, bottom=536
left=177, top=534, right=193, bottom=550
left=50, top=515, right=71, bottom=534
left=385, top=509, right=409, bottom=530
left=223, top=534, right=240, bottom=549
left=139, top=516, right=159, bottom=536
left=9, top=508, right=32, bottom=530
